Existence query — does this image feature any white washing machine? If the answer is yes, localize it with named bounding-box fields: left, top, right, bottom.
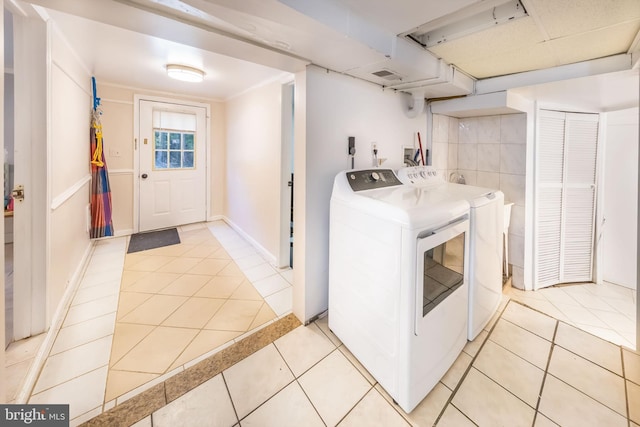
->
left=397, top=166, right=504, bottom=340
left=329, top=168, right=470, bottom=413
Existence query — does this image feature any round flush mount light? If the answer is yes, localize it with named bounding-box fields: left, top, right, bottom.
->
left=166, top=64, right=205, bottom=83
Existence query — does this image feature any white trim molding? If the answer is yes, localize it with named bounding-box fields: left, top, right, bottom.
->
left=50, top=174, right=91, bottom=211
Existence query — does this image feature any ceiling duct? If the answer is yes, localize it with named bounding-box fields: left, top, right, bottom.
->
left=279, top=0, right=475, bottom=97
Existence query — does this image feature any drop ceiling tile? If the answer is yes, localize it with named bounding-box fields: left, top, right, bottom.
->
left=547, top=20, right=640, bottom=66
left=454, top=41, right=557, bottom=78
left=532, top=0, right=640, bottom=39
left=428, top=16, right=544, bottom=65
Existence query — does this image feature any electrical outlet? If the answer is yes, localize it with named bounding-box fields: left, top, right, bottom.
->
left=109, top=148, right=121, bottom=157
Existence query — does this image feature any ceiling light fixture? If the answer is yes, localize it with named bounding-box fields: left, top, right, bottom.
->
left=405, top=0, right=528, bottom=48
left=166, top=64, right=205, bottom=83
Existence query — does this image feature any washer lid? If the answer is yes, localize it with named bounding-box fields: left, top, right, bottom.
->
left=332, top=170, right=470, bottom=228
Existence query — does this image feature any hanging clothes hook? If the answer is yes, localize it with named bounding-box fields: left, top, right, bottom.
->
left=92, top=76, right=101, bottom=111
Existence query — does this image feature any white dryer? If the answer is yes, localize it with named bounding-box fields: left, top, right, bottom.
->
left=329, top=168, right=470, bottom=413
left=397, top=166, right=504, bottom=340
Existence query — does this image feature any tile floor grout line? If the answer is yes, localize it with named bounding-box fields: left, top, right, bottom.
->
left=621, top=345, right=631, bottom=424
left=292, top=376, right=330, bottom=427
left=80, top=314, right=301, bottom=426
left=220, top=371, right=241, bottom=426
left=270, top=339, right=341, bottom=426
left=106, top=323, right=160, bottom=376
left=29, top=363, right=109, bottom=399
left=432, top=297, right=512, bottom=426
left=334, top=383, right=379, bottom=427
left=531, top=318, right=559, bottom=426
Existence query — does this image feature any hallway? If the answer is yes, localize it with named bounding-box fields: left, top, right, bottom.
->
left=5, top=220, right=294, bottom=423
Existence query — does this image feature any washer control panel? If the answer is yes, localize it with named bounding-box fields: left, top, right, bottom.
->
left=346, top=169, right=403, bottom=192
left=396, top=166, right=444, bottom=188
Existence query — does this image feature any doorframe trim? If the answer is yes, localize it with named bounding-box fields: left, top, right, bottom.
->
left=133, top=95, right=211, bottom=233
left=278, top=81, right=294, bottom=268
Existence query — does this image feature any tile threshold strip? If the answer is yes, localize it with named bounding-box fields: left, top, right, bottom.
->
left=79, top=313, right=301, bottom=427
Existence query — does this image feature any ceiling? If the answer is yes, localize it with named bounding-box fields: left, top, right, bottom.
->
left=14, top=0, right=640, bottom=105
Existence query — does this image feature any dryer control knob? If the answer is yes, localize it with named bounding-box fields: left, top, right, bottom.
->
left=370, top=172, right=380, bottom=181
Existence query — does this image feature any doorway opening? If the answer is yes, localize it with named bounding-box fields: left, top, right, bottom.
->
left=4, top=8, right=14, bottom=348
left=279, top=82, right=294, bottom=269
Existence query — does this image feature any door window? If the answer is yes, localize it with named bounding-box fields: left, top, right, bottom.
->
left=421, top=232, right=465, bottom=316
left=153, top=130, right=195, bottom=169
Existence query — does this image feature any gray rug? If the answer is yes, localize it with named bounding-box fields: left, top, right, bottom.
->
left=127, top=228, right=180, bottom=254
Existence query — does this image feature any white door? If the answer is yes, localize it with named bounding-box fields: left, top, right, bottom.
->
left=535, top=110, right=599, bottom=289
left=138, top=100, right=207, bottom=232
left=602, top=108, right=638, bottom=289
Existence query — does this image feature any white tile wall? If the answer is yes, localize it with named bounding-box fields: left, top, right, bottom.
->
left=500, top=114, right=527, bottom=144
left=458, top=145, right=478, bottom=170
left=432, top=143, right=449, bottom=171
left=500, top=144, right=527, bottom=175
left=431, top=112, right=528, bottom=288
left=499, top=174, right=526, bottom=206
left=476, top=172, right=500, bottom=190
left=458, top=118, right=477, bottom=144
left=432, top=114, right=449, bottom=144
left=477, top=116, right=501, bottom=144
left=477, top=144, right=500, bottom=172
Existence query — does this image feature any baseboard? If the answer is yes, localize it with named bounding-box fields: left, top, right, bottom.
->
left=219, top=217, right=277, bottom=266
left=207, top=215, right=224, bottom=222
left=15, top=240, right=95, bottom=404
left=114, top=228, right=134, bottom=238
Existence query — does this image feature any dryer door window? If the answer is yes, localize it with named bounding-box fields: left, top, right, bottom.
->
left=421, top=232, right=465, bottom=316
left=416, top=217, right=468, bottom=324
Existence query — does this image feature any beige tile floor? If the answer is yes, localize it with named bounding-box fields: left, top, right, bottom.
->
left=133, top=299, right=640, bottom=427
left=3, top=220, right=637, bottom=425
left=104, top=225, right=279, bottom=402
left=8, top=221, right=293, bottom=425
left=506, top=281, right=637, bottom=349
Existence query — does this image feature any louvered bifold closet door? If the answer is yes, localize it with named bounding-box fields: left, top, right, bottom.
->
left=535, top=110, right=599, bottom=289
left=535, top=110, right=566, bottom=288
left=560, top=113, right=599, bottom=282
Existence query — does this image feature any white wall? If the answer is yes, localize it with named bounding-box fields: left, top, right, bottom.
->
left=601, top=107, right=638, bottom=289
left=294, top=65, right=427, bottom=322
left=225, top=79, right=285, bottom=261
left=48, top=25, right=93, bottom=323
left=432, top=113, right=528, bottom=288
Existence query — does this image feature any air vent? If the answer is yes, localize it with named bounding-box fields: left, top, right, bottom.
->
left=372, top=69, right=402, bottom=81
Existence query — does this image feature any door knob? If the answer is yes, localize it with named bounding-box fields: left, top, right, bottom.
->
left=141, top=173, right=148, bottom=179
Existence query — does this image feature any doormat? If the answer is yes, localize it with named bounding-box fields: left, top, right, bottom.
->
left=127, top=228, right=181, bottom=254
